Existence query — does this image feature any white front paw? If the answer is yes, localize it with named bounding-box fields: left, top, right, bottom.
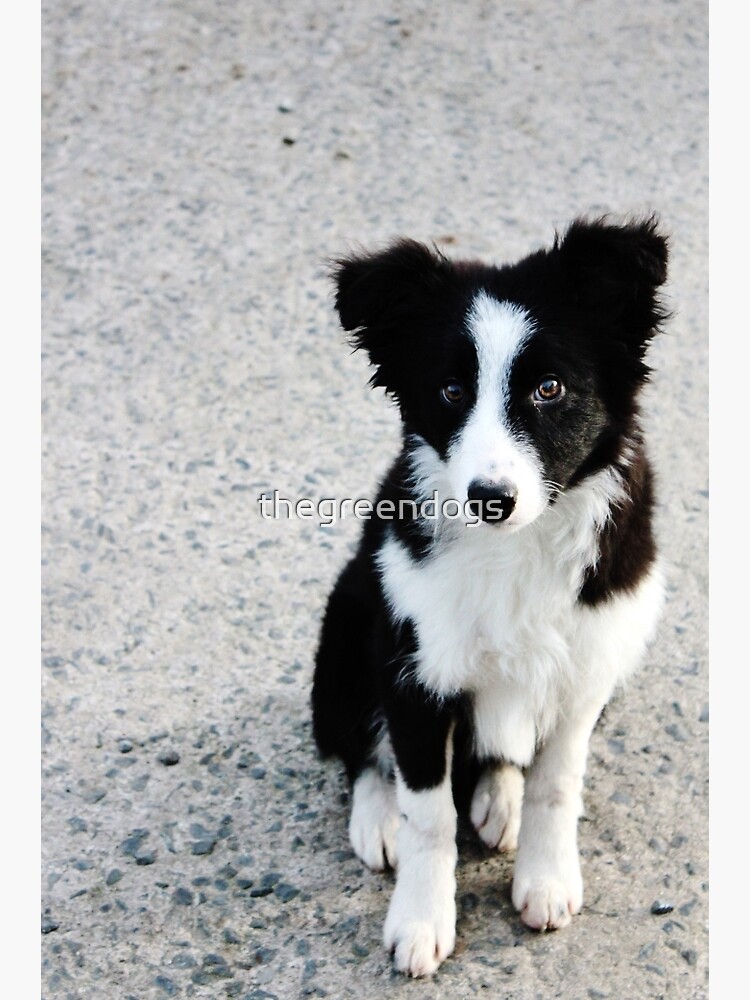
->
left=512, top=854, right=583, bottom=930
left=349, top=769, right=400, bottom=871
left=470, top=764, right=523, bottom=851
left=383, top=880, right=456, bottom=977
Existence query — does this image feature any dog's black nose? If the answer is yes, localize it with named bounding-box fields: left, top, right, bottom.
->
left=467, top=479, right=518, bottom=523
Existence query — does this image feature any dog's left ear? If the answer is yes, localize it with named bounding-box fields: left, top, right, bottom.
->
left=555, top=216, right=669, bottom=351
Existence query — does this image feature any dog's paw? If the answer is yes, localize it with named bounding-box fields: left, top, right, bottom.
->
left=470, top=763, right=523, bottom=852
left=511, top=859, right=583, bottom=930
left=349, top=768, right=399, bottom=871
left=383, top=890, right=456, bottom=977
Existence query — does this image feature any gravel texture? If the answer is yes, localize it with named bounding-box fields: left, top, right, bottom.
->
left=42, top=1, right=708, bottom=997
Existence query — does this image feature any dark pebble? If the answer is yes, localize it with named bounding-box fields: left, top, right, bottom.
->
left=135, top=852, right=156, bottom=866
left=201, top=954, right=233, bottom=978
left=682, top=948, right=698, bottom=966
left=274, top=883, right=299, bottom=903
left=644, top=964, right=665, bottom=976
left=223, top=928, right=241, bottom=945
left=303, top=958, right=317, bottom=980
left=158, top=750, right=180, bottom=766
left=651, top=900, right=674, bottom=915
left=249, top=885, right=274, bottom=898
left=106, top=869, right=123, bottom=886
left=154, top=976, right=177, bottom=996
left=664, top=723, right=686, bottom=742
left=42, top=918, right=59, bottom=934
left=254, top=947, right=277, bottom=964
left=171, top=953, right=197, bottom=969
left=120, top=829, right=149, bottom=857
left=119, top=740, right=134, bottom=753
left=237, top=878, right=254, bottom=890
left=173, top=888, right=193, bottom=906
left=334, top=916, right=360, bottom=936
left=191, top=839, right=217, bottom=856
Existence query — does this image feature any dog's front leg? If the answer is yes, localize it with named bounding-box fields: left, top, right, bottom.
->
left=512, top=697, right=606, bottom=931
left=381, top=662, right=457, bottom=977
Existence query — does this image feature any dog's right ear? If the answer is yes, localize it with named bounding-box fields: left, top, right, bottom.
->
left=332, top=238, right=448, bottom=336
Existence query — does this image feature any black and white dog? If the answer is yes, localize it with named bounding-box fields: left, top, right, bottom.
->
left=312, top=218, right=668, bottom=977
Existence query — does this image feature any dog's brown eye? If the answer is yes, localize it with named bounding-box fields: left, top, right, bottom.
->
left=534, top=376, right=564, bottom=403
left=441, top=381, right=464, bottom=404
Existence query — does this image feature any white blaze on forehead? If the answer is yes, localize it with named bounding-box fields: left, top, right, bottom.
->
left=448, top=291, right=545, bottom=525
left=466, top=292, right=534, bottom=404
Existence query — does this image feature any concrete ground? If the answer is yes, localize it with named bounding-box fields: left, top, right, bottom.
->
left=42, top=1, right=708, bottom=997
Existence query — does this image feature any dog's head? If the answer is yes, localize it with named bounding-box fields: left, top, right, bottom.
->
left=332, top=218, right=669, bottom=528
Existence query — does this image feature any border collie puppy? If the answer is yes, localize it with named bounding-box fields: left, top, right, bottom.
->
left=312, top=218, right=669, bottom=977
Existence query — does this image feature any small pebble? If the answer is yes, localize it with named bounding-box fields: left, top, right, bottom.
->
left=158, top=750, right=180, bottom=766
left=651, top=900, right=674, bottom=915
left=171, top=953, right=197, bottom=969
left=42, top=918, right=59, bottom=934
left=191, top=839, right=217, bottom=856
left=274, top=883, right=299, bottom=903
left=201, top=954, right=233, bottom=979
left=119, top=740, right=134, bottom=754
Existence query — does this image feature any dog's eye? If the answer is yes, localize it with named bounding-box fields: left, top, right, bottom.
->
left=441, top=381, right=464, bottom=404
left=534, top=376, right=564, bottom=403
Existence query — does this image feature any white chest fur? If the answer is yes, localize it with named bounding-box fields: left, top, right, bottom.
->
left=376, top=468, right=664, bottom=766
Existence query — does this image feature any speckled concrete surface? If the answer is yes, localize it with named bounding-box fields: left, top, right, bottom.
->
left=42, top=2, right=708, bottom=997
